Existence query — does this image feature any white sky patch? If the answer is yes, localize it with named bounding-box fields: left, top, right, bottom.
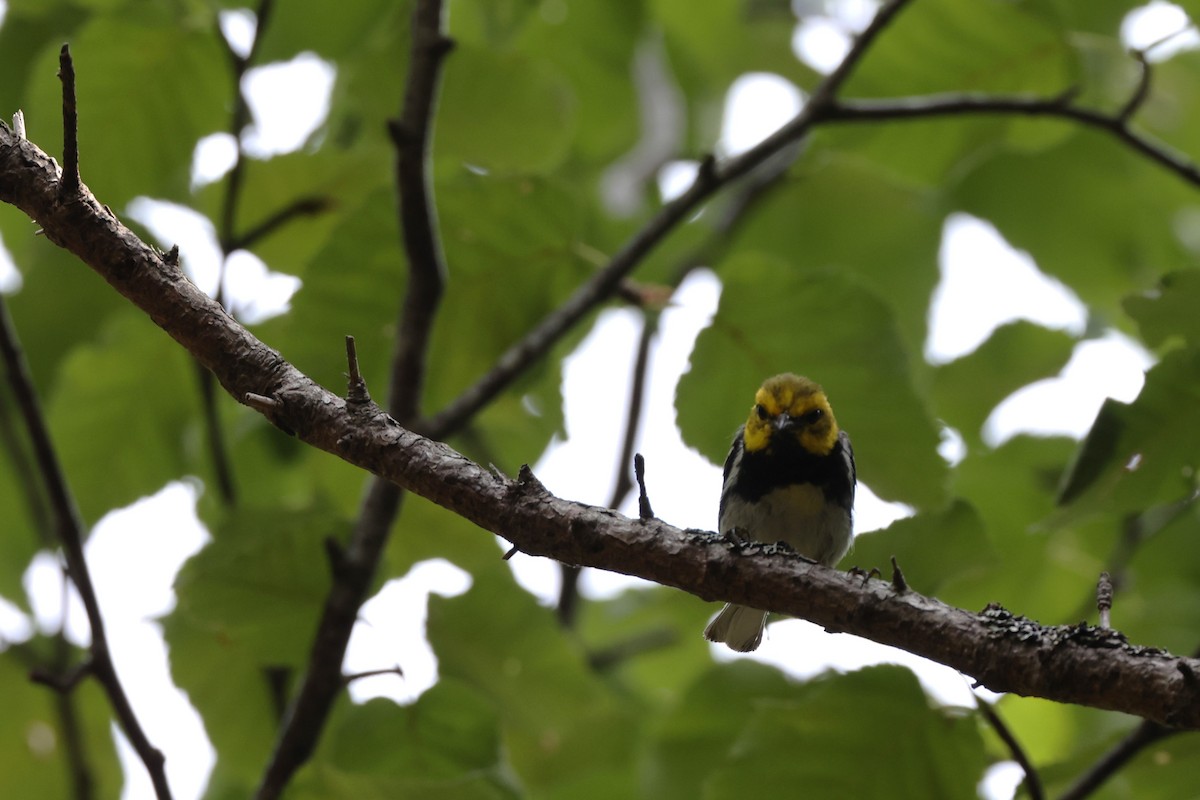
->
left=218, top=9, right=256, bottom=59
left=927, top=214, right=1087, bottom=364
left=1121, top=2, right=1200, bottom=62
left=344, top=559, right=472, bottom=705
left=24, top=552, right=90, bottom=645
left=223, top=250, right=302, bottom=324
left=720, top=73, right=803, bottom=157
left=0, top=230, right=20, bottom=292
left=126, top=198, right=300, bottom=324
left=793, top=16, right=851, bottom=74
left=21, top=483, right=214, bottom=800
left=985, top=330, right=1154, bottom=445
left=711, top=616, right=983, bottom=708
left=791, top=0, right=880, bottom=73
left=0, top=595, right=31, bottom=643
left=241, top=54, right=336, bottom=158
left=127, top=198, right=224, bottom=295
left=191, top=133, right=239, bottom=189
left=657, top=159, right=700, bottom=203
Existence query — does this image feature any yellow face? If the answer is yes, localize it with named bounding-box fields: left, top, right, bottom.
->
left=742, top=373, right=839, bottom=456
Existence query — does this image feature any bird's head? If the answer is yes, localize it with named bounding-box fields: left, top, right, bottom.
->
left=742, top=373, right=839, bottom=456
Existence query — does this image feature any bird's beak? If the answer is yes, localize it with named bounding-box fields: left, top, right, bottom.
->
left=772, top=413, right=794, bottom=432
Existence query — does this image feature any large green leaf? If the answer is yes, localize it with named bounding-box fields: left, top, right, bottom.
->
left=677, top=253, right=947, bottom=507
left=0, top=643, right=123, bottom=799
left=646, top=662, right=985, bottom=800
left=850, top=499, right=997, bottom=607
left=289, top=682, right=519, bottom=800
left=1057, top=347, right=1200, bottom=519
left=45, top=309, right=198, bottom=525
left=427, top=569, right=638, bottom=794
left=435, top=46, right=575, bottom=174
left=952, top=434, right=1112, bottom=620
left=726, top=157, right=944, bottom=361
left=1124, top=270, right=1200, bottom=351
left=950, top=129, right=1194, bottom=320
left=164, top=506, right=343, bottom=782
left=931, top=320, right=1077, bottom=448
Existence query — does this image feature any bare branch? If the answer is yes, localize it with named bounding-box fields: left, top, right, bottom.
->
left=227, top=195, right=333, bottom=252
left=255, top=2, right=452, bottom=796
left=6, top=132, right=1200, bottom=726
left=385, top=0, right=453, bottom=425
left=0, top=294, right=172, bottom=798
left=57, top=45, right=80, bottom=197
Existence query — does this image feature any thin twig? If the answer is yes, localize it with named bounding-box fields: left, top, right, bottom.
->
left=1058, top=720, right=1173, bottom=800
left=345, top=335, right=370, bottom=405
left=824, top=93, right=1200, bottom=187
left=227, top=195, right=333, bottom=252
left=1097, top=572, right=1113, bottom=629
left=975, top=696, right=1043, bottom=800
left=57, top=45, right=80, bottom=197
left=1117, top=49, right=1152, bottom=123
left=557, top=311, right=656, bottom=627
left=635, top=453, right=653, bottom=521
left=255, top=2, right=452, bottom=797
left=0, top=295, right=172, bottom=798
left=418, top=0, right=919, bottom=440
left=217, top=0, right=275, bottom=263
left=385, top=0, right=453, bottom=425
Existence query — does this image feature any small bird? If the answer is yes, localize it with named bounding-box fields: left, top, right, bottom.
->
left=703, top=373, right=856, bottom=652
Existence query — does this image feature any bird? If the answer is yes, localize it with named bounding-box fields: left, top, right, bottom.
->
left=703, top=373, right=856, bottom=652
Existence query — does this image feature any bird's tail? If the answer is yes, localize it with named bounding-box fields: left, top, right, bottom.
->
left=703, top=603, right=768, bottom=652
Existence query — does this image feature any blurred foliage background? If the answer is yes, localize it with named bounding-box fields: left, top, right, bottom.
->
left=3, top=0, right=1200, bottom=798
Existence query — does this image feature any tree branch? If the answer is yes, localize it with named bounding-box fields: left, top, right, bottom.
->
left=5, top=121, right=1200, bottom=726
left=255, top=2, right=452, bottom=797
left=0, top=295, right=171, bottom=798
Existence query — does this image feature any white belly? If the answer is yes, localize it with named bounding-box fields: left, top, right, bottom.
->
left=720, top=484, right=851, bottom=566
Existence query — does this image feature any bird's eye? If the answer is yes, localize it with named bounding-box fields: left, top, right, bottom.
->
left=802, top=408, right=823, bottom=424
left=755, top=404, right=769, bottom=420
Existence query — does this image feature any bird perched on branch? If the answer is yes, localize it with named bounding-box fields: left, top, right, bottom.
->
left=703, top=373, right=856, bottom=652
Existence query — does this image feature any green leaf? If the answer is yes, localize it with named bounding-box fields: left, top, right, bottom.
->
left=1057, top=347, right=1200, bottom=518
left=848, top=0, right=1071, bottom=97
left=705, top=666, right=985, bottom=799
left=164, top=506, right=343, bottom=782
left=646, top=663, right=986, bottom=800
left=172, top=506, right=338, bottom=664
left=427, top=569, right=637, bottom=793
left=953, top=435, right=1111, bottom=620
left=931, top=321, right=1077, bottom=447
left=677, top=253, right=947, bottom=507
left=1124, top=270, right=1200, bottom=350
left=0, top=644, right=123, bottom=799
left=45, top=310, right=198, bottom=525
left=727, top=157, right=944, bottom=360
left=290, top=683, right=519, bottom=799
left=950, top=129, right=1194, bottom=319
left=850, top=499, right=996, bottom=606
left=435, top=46, right=575, bottom=174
